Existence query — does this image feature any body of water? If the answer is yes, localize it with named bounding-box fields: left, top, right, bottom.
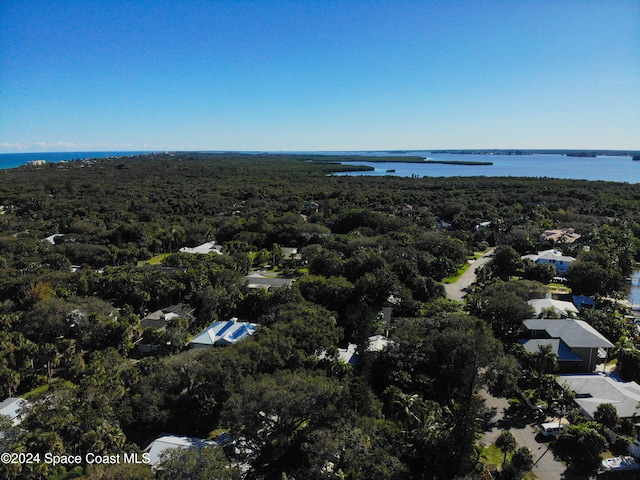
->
left=1, top=151, right=638, bottom=183
left=329, top=152, right=639, bottom=183
left=0, top=151, right=152, bottom=169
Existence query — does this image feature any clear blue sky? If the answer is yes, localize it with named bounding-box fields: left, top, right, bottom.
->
left=1, top=0, right=638, bottom=152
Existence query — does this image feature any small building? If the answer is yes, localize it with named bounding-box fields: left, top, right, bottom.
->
left=521, top=319, right=614, bottom=372
left=188, top=318, right=259, bottom=349
left=522, top=249, right=576, bottom=274
left=0, top=397, right=29, bottom=426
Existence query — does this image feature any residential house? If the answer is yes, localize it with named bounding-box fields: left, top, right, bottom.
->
left=520, top=319, right=614, bottom=372
left=244, top=273, right=294, bottom=290
left=137, top=304, right=195, bottom=353
left=188, top=318, right=259, bottom=349
left=540, top=228, right=581, bottom=244
left=522, top=249, right=576, bottom=274
left=178, top=242, right=223, bottom=255
left=558, top=374, right=640, bottom=420
left=319, top=334, right=394, bottom=366
left=475, top=221, right=492, bottom=231
left=0, top=397, right=29, bottom=426
left=144, top=434, right=223, bottom=467
left=528, top=297, right=579, bottom=318
left=140, top=304, right=195, bottom=331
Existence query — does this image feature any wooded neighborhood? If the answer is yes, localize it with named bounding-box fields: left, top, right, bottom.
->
left=1, top=153, right=640, bottom=479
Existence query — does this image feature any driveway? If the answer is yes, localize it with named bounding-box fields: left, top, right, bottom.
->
left=444, top=248, right=494, bottom=302
left=480, top=389, right=568, bottom=480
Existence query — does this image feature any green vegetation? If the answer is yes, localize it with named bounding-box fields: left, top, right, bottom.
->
left=1, top=152, right=640, bottom=479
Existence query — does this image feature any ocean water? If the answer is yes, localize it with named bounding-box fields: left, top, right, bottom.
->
left=0, top=151, right=151, bottom=169
left=1, top=151, right=638, bottom=183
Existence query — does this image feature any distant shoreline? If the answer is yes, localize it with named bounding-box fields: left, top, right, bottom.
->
left=423, top=159, right=493, bottom=166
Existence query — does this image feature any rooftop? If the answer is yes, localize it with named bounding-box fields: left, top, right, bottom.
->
left=558, top=374, right=640, bottom=419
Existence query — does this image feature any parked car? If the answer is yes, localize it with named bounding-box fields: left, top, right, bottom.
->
left=539, top=422, right=565, bottom=437
left=601, top=456, right=640, bottom=472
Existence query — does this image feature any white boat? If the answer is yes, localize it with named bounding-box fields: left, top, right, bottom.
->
left=601, top=455, right=640, bottom=472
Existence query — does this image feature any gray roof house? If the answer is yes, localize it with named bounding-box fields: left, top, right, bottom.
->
left=521, top=319, right=614, bottom=373
left=558, top=374, right=640, bottom=420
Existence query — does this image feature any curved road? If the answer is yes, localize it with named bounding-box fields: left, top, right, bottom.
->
left=444, top=248, right=494, bottom=302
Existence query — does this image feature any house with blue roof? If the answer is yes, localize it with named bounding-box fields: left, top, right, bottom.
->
left=572, top=295, right=596, bottom=310
left=188, top=318, right=259, bottom=348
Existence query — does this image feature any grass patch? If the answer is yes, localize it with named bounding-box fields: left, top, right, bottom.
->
left=441, top=263, right=471, bottom=284
left=138, top=253, right=171, bottom=266
left=23, top=380, right=76, bottom=399
left=480, top=444, right=506, bottom=467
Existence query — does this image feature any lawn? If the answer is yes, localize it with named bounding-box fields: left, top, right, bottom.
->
left=138, top=253, right=172, bottom=266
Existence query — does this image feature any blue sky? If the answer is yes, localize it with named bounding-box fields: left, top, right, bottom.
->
left=1, top=0, right=638, bottom=152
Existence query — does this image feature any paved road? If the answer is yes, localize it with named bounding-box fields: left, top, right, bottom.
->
left=444, top=248, right=495, bottom=301
left=481, top=389, right=569, bottom=480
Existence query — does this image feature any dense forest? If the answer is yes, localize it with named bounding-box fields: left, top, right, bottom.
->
left=1, top=153, right=640, bottom=479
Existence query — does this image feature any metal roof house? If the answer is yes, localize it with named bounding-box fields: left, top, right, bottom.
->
left=144, top=434, right=219, bottom=467
left=188, top=318, right=259, bottom=348
left=0, top=397, right=29, bottom=426
left=558, top=374, right=640, bottom=420
left=521, top=319, right=614, bottom=372
left=528, top=298, right=579, bottom=318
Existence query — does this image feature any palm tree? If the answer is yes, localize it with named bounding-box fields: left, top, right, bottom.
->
left=496, top=430, right=517, bottom=464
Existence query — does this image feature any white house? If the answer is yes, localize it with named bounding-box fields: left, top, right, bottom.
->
left=522, top=249, right=576, bottom=274
left=179, top=242, right=223, bottom=255
left=144, top=434, right=219, bottom=467
left=0, top=397, right=29, bottom=426
left=188, top=318, right=259, bottom=348
left=528, top=297, right=579, bottom=318
left=319, top=335, right=394, bottom=366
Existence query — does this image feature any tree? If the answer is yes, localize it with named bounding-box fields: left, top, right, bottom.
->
left=221, top=369, right=343, bottom=478
left=495, top=430, right=516, bottom=464
left=532, top=344, right=558, bottom=379
left=509, top=446, right=534, bottom=472
left=593, top=403, right=618, bottom=432
left=491, top=246, right=523, bottom=281
left=552, top=424, right=607, bottom=472
left=156, top=445, right=241, bottom=480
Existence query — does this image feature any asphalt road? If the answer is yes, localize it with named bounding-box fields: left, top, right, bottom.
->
left=444, top=248, right=495, bottom=302
left=481, top=390, right=570, bottom=480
